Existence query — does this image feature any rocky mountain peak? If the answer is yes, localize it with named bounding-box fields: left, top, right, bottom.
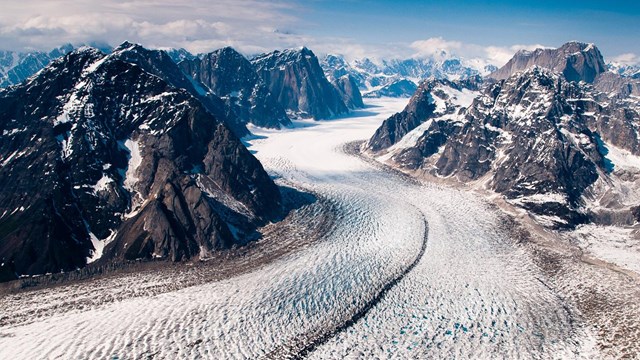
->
left=180, top=46, right=290, bottom=128
left=491, top=41, right=607, bottom=84
left=251, top=47, right=350, bottom=119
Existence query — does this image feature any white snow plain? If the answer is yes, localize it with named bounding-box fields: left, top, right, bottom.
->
left=0, top=98, right=600, bottom=359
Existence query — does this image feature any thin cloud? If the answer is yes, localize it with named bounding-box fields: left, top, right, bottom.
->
left=0, top=2, right=550, bottom=67
left=610, top=53, right=640, bottom=66
left=0, top=0, right=302, bottom=53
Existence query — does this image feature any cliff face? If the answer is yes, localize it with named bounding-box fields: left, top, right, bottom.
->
left=0, top=47, right=282, bottom=280
left=180, top=47, right=290, bottom=129
left=251, top=47, right=349, bottom=119
left=332, top=75, right=364, bottom=109
left=490, top=42, right=607, bottom=83
left=109, top=42, right=249, bottom=137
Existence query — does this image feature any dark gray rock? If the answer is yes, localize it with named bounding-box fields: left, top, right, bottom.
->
left=370, top=66, right=640, bottom=228
left=251, top=47, right=349, bottom=119
left=109, top=42, right=249, bottom=137
left=332, top=75, right=364, bottom=109
left=180, top=46, right=290, bottom=128
left=490, top=42, right=607, bottom=83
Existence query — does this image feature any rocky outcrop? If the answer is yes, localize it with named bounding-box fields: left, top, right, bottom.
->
left=180, top=46, right=290, bottom=128
left=332, top=75, right=364, bottom=109
left=490, top=42, right=607, bottom=83
left=0, top=47, right=282, bottom=280
left=251, top=47, right=349, bottom=119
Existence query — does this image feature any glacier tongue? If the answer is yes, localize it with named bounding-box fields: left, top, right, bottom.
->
left=0, top=98, right=603, bottom=359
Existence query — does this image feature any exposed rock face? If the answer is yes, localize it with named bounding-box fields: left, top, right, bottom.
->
left=0, top=47, right=282, bottom=280
left=109, top=42, right=249, bottom=137
left=594, top=71, right=640, bottom=97
left=490, top=42, right=607, bottom=83
left=363, top=79, right=418, bottom=98
left=332, top=75, right=364, bottom=109
left=369, top=66, right=640, bottom=228
left=251, top=47, right=349, bottom=119
left=368, top=78, right=480, bottom=152
left=180, top=47, right=291, bottom=128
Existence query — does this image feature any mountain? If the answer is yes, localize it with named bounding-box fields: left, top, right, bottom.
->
left=0, top=43, right=112, bottom=88
left=1, top=45, right=76, bottom=87
left=332, top=74, right=364, bottom=108
left=490, top=41, right=640, bottom=99
left=367, top=65, right=640, bottom=229
left=179, top=47, right=291, bottom=128
left=368, top=77, right=482, bottom=152
left=109, top=42, right=249, bottom=137
left=490, top=41, right=607, bottom=83
left=321, top=54, right=495, bottom=99
left=164, top=48, right=197, bottom=64
left=0, top=47, right=283, bottom=281
left=608, top=63, right=640, bottom=79
left=251, top=47, right=350, bottom=119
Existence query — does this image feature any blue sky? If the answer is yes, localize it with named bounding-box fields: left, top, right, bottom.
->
left=0, top=0, right=638, bottom=65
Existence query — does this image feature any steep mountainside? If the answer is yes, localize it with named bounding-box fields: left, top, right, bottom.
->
left=109, top=42, right=249, bottom=137
left=180, top=47, right=291, bottom=128
left=490, top=41, right=607, bottom=83
left=332, top=74, right=364, bottom=109
left=368, top=77, right=482, bottom=151
left=368, top=66, right=640, bottom=228
left=0, top=47, right=282, bottom=281
left=251, top=47, right=349, bottom=119
left=490, top=41, right=640, bottom=99
left=165, top=48, right=197, bottom=64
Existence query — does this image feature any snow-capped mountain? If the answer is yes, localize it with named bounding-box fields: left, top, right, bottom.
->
left=321, top=53, right=496, bottom=98
left=164, top=47, right=197, bottom=64
left=179, top=47, right=291, bottom=129
left=0, top=46, right=283, bottom=281
left=368, top=42, right=640, bottom=229
left=490, top=41, right=607, bottom=83
left=608, top=63, right=640, bottom=79
left=251, top=47, right=354, bottom=119
left=490, top=41, right=640, bottom=100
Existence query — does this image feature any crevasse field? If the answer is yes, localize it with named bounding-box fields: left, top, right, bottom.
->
left=0, top=98, right=600, bottom=359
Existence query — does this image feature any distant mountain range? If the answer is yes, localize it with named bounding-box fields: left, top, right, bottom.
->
left=320, top=53, right=497, bottom=98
